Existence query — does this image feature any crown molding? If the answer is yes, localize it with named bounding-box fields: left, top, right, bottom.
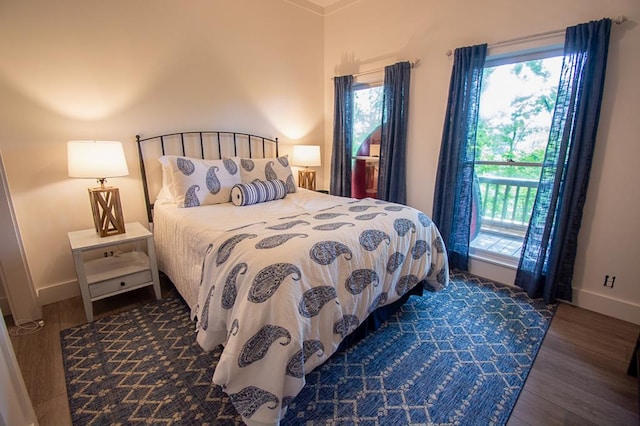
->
left=323, top=0, right=360, bottom=15
left=284, top=0, right=361, bottom=16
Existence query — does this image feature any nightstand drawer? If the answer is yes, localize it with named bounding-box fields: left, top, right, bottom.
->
left=89, top=269, right=153, bottom=298
left=69, top=222, right=161, bottom=322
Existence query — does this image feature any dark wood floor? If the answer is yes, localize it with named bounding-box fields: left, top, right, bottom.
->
left=6, top=280, right=640, bottom=426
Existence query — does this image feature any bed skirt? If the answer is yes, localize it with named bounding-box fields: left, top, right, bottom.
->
left=335, top=281, right=425, bottom=353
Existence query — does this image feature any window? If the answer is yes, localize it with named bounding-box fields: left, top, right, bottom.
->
left=469, top=51, right=563, bottom=265
left=352, top=85, right=383, bottom=198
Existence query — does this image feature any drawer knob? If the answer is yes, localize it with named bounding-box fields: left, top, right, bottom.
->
left=120, top=281, right=126, bottom=287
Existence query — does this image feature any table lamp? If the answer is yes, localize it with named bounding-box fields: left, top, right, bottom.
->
left=67, top=141, right=129, bottom=237
left=292, top=145, right=321, bottom=191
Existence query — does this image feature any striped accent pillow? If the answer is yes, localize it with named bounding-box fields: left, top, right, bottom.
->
left=231, top=179, right=288, bottom=206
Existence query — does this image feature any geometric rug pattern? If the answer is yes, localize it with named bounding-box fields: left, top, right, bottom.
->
left=61, top=270, right=556, bottom=425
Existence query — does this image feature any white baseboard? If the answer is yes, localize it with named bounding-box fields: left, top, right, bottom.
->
left=37, top=279, right=80, bottom=307
left=572, top=288, right=640, bottom=325
left=469, top=257, right=640, bottom=325
left=469, top=257, right=516, bottom=286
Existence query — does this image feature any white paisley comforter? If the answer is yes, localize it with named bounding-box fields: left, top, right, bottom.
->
left=154, top=190, right=449, bottom=425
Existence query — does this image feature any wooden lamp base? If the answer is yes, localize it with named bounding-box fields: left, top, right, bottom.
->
left=88, top=186, right=125, bottom=237
left=298, top=169, right=316, bottom=191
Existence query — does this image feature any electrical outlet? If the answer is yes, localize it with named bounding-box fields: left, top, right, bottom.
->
left=602, top=275, right=616, bottom=288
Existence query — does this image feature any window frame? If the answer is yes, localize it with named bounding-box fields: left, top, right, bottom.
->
left=469, top=40, right=565, bottom=269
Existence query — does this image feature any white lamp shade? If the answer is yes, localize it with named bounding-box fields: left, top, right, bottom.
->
left=292, top=145, right=321, bottom=167
left=67, top=141, right=129, bottom=179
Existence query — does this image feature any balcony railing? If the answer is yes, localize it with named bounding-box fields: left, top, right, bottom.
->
left=475, top=161, right=541, bottom=233
left=471, top=162, right=540, bottom=261
left=477, top=175, right=539, bottom=233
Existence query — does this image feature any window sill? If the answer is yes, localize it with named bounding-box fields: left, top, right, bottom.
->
left=469, top=248, right=519, bottom=270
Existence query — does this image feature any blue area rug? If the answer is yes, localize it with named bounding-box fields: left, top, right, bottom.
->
left=61, top=271, right=555, bottom=425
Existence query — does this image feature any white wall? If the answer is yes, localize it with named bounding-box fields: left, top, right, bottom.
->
left=323, top=0, right=640, bottom=324
left=0, top=0, right=324, bottom=305
left=1, top=0, right=639, bottom=325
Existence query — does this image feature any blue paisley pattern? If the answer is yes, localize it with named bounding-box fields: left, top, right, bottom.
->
left=309, top=241, right=353, bottom=265
left=387, top=252, right=406, bottom=273
left=418, top=212, right=432, bottom=227
left=396, top=274, right=420, bottom=296
left=228, top=222, right=267, bottom=232
left=298, top=286, right=338, bottom=318
left=248, top=263, right=301, bottom=303
left=228, top=318, right=239, bottom=339
left=359, top=229, right=391, bottom=251
left=228, top=386, right=279, bottom=418
left=285, top=340, right=324, bottom=378
left=348, top=205, right=375, bottom=212
left=222, top=263, right=247, bottom=309
left=255, top=233, right=307, bottom=250
left=184, top=185, right=200, bottom=207
left=217, top=234, right=257, bottom=266
left=334, top=315, right=360, bottom=338
left=433, top=235, right=445, bottom=254
left=199, top=284, right=216, bottom=331
left=285, top=175, right=296, bottom=193
left=314, top=212, right=347, bottom=220
left=238, top=324, right=291, bottom=368
left=355, top=212, right=387, bottom=220
left=345, top=269, right=379, bottom=295
left=278, top=213, right=310, bottom=220
left=312, top=222, right=355, bottom=231
left=194, top=192, right=450, bottom=424
left=177, top=157, right=195, bottom=175
left=412, top=240, right=430, bottom=259
left=266, top=220, right=310, bottom=230
left=223, top=157, right=238, bottom=175
left=265, top=161, right=278, bottom=181
left=367, top=292, right=388, bottom=314
left=241, top=158, right=255, bottom=171
left=394, top=218, right=417, bottom=236
left=278, top=156, right=289, bottom=167
left=206, top=166, right=221, bottom=194
left=436, top=266, right=449, bottom=286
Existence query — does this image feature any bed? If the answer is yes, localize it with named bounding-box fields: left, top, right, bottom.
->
left=136, top=131, right=450, bottom=425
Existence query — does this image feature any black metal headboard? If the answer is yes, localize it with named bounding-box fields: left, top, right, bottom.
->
left=136, top=131, right=279, bottom=223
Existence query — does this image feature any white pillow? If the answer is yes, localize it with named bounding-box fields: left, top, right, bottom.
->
left=239, top=156, right=296, bottom=193
left=156, top=157, right=176, bottom=204
left=165, top=156, right=241, bottom=207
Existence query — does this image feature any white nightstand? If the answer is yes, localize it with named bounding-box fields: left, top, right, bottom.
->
left=68, top=222, right=161, bottom=322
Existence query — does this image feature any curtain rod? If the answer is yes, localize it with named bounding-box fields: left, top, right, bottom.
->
left=444, top=16, right=627, bottom=57
left=336, top=59, right=420, bottom=78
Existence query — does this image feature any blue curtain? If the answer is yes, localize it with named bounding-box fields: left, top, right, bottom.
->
left=432, top=44, right=487, bottom=270
left=378, top=61, right=411, bottom=204
left=515, top=19, right=612, bottom=303
left=330, top=75, right=354, bottom=197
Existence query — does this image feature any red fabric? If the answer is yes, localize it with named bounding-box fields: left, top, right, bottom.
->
left=352, top=159, right=368, bottom=199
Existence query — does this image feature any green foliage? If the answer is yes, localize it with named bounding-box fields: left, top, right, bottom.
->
left=475, top=57, right=561, bottom=225
left=476, top=58, right=560, bottom=179
left=353, top=86, right=384, bottom=157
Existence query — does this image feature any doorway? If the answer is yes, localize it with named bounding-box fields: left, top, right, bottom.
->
left=0, top=150, right=41, bottom=324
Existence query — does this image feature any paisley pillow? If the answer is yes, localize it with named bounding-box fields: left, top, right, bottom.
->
left=239, top=156, right=296, bottom=193
left=165, top=156, right=241, bottom=208
left=230, top=179, right=288, bottom=206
